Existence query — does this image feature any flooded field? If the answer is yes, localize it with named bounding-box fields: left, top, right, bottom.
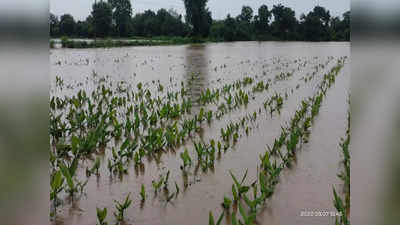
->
left=50, top=41, right=350, bottom=225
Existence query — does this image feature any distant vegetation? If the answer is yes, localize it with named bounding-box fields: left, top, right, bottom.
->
left=50, top=0, right=350, bottom=44
left=57, top=37, right=196, bottom=49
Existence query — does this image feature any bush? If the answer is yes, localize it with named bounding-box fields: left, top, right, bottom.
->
left=189, top=36, right=206, bottom=43
left=61, top=36, right=69, bottom=47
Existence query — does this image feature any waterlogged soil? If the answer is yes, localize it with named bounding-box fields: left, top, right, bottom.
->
left=50, top=41, right=349, bottom=225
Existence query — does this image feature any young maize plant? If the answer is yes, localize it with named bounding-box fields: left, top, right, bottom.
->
left=333, top=107, right=350, bottom=225
left=113, top=193, right=132, bottom=222
left=49, top=55, right=342, bottom=224
left=140, top=184, right=146, bottom=201
left=206, top=58, right=346, bottom=225
left=209, top=211, right=224, bottom=225
left=96, top=207, right=108, bottom=225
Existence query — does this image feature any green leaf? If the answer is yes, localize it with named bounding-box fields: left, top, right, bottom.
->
left=96, top=207, right=107, bottom=222
left=232, top=213, right=238, bottom=225
left=140, top=184, right=146, bottom=201
left=71, top=135, right=79, bottom=153
left=69, top=157, right=79, bottom=177
left=239, top=186, right=250, bottom=195
left=238, top=202, right=247, bottom=220
left=120, top=139, right=130, bottom=151
left=223, top=196, right=232, bottom=209
left=259, top=171, right=266, bottom=193
left=92, top=157, right=100, bottom=172
left=232, top=184, right=239, bottom=201
left=230, top=171, right=240, bottom=190
left=59, top=162, right=74, bottom=191
left=51, top=170, right=63, bottom=191
left=209, top=211, right=215, bottom=225
left=216, top=212, right=224, bottom=225
left=243, top=195, right=253, bottom=209
left=246, top=212, right=257, bottom=225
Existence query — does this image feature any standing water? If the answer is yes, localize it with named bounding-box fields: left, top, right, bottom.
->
left=50, top=41, right=349, bottom=225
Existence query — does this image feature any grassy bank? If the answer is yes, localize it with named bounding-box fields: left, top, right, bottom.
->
left=51, top=36, right=215, bottom=49
left=50, top=35, right=348, bottom=49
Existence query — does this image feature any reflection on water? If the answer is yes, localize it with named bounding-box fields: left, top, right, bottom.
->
left=184, top=44, right=210, bottom=140
left=184, top=44, right=209, bottom=108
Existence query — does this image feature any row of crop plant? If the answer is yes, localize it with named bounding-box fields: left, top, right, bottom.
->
left=207, top=56, right=347, bottom=225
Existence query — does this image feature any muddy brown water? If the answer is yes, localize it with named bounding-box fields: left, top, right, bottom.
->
left=50, top=41, right=349, bottom=225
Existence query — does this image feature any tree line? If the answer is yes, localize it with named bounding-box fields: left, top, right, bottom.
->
left=50, top=0, right=350, bottom=42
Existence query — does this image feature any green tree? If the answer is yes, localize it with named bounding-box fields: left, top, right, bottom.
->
left=330, top=16, right=343, bottom=40
left=210, top=20, right=226, bottom=40
left=131, top=12, right=145, bottom=36
left=131, top=9, right=188, bottom=37
left=59, top=14, right=75, bottom=36
left=313, top=6, right=331, bottom=27
left=108, top=0, right=132, bottom=37
left=255, top=4, right=271, bottom=34
left=75, top=20, right=91, bottom=37
left=238, top=6, right=253, bottom=24
left=85, top=16, right=95, bottom=38
left=223, top=14, right=237, bottom=41
left=342, top=11, right=350, bottom=41
left=271, top=4, right=298, bottom=40
left=329, top=11, right=350, bottom=41
left=91, top=1, right=113, bottom=38
left=167, top=8, right=190, bottom=36
left=201, top=10, right=212, bottom=37
left=156, top=9, right=188, bottom=36
left=183, top=0, right=212, bottom=37
left=300, top=13, right=324, bottom=41
left=50, top=3, right=350, bottom=42
left=156, top=9, right=170, bottom=35
left=139, top=10, right=158, bottom=37
left=299, top=6, right=331, bottom=41
left=235, top=6, right=254, bottom=40
left=50, top=13, right=60, bottom=37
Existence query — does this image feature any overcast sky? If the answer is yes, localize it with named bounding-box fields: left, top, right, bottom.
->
left=50, top=0, right=350, bottom=21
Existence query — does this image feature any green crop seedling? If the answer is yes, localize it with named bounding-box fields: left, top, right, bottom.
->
left=140, top=184, right=146, bottom=201
left=49, top=51, right=347, bottom=225
left=209, top=211, right=224, bottom=225
left=114, top=193, right=132, bottom=222
left=96, top=207, right=108, bottom=225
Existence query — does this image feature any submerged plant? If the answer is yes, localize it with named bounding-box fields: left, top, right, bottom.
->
left=152, top=175, right=164, bottom=193
left=50, top=170, right=64, bottom=214
left=209, top=211, right=224, bottom=225
left=87, top=157, right=101, bottom=176
left=166, top=192, right=175, bottom=202
left=206, top=58, right=347, bottom=225
left=96, top=207, right=108, bottom=225
left=206, top=110, right=213, bottom=123
left=222, top=196, right=232, bottom=209
left=162, top=170, right=170, bottom=190
left=140, top=184, right=146, bottom=201
left=333, top=107, right=350, bottom=225
left=113, top=193, right=132, bottom=222
left=333, top=187, right=349, bottom=225
left=230, top=169, right=250, bottom=198
left=175, top=181, right=180, bottom=196
left=59, top=161, right=78, bottom=198
left=180, top=148, right=192, bottom=169
left=238, top=201, right=257, bottom=225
